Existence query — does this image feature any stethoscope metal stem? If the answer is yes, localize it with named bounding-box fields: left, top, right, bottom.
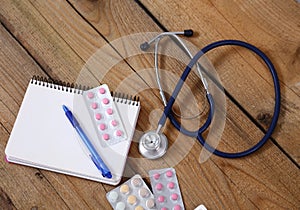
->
left=139, top=30, right=210, bottom=159
left=156, top=124, right=163, bottom=134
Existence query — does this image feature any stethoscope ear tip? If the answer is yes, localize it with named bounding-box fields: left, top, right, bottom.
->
left=140, top=42, right=150, bottom=51
left=184, top=29, right=193, bottom=37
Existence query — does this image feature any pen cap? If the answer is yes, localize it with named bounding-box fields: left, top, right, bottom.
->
left=63, top=105, right=79, bottom=127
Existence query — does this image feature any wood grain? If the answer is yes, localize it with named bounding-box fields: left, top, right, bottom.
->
left=0, top=23, right=72, bottom=210
left=69, top=0, right=299, bottom=208
left=0, top=0, right=299, bottom=209
left=138, top=0, right=300, bottom=163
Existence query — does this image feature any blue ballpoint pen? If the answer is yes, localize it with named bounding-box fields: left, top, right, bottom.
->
left=62, top=105, right=112, bottom=179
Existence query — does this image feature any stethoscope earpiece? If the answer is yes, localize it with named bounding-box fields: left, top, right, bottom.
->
left=140, top=42, right=150, bottom=51
left=183, top=29, right=193, bottom=37
left=140, top=30, right=193, bottom=52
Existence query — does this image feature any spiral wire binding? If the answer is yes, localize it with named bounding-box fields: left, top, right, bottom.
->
left=31, top=76, right=140, bottom=104
left=112, top=91, right=140, bottom=106
left=31, top=75, right=90, bottom=94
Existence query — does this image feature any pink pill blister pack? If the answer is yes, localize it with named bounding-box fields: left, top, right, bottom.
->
left=83, top=84, right=127, bottom=147
left=106, top=174, right=156, bottom=210
left=149, top=168, right=184, bottom=210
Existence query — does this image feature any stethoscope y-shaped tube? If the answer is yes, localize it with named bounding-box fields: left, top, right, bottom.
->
left=139, top=30, right=214, bottom=159
left=143, top=30, right=209, bottom=122
left=152, top=33, right=209, bottom=108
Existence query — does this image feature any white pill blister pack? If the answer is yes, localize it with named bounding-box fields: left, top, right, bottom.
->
left=149, top=168, right=184, bottom=210
left=83, top=84, right=127, bottom=147
left=194, top=204, right=207, bottom=210
left=106, top=174, right=156, bottom=210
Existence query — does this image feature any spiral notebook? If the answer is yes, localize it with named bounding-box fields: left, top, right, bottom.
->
left=5, top=76, right=140, bottom=185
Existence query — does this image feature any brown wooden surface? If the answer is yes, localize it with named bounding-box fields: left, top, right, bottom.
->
left=0, top=0, right=299, bottom=209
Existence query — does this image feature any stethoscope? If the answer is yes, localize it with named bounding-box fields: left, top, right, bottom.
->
left=138, top=30, right=281, bottom=159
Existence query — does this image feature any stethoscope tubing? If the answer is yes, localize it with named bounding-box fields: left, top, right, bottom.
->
left=162, top=40, right=280, bottom=158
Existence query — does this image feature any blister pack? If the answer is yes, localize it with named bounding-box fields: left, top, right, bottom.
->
left=149, top=168, right=184, bottom=210
left=106, top=174, right=156, bottom=210
left=194, top=204, right=207, bottom=210
left=83, top=84, right=127, bottom=146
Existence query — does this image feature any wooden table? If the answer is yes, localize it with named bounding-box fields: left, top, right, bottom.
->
left=1, top=0, right=299, bottom=209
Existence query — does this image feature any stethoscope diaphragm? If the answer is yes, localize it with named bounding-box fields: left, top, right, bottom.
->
left=139, top=131, right=168, bottom=159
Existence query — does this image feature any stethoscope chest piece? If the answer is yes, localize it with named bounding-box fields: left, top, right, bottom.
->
left=139, top=131, right=168, bottom=159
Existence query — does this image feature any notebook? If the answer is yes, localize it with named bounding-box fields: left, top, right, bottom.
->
left=5, top=76, right=140, bottom=185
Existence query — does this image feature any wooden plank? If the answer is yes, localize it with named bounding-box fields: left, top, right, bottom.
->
left=137, top=0, right=300, bottom=163
left=127, top=100, right=300, bottom=209
left=0, top=6, right=114, bottom=208
left=0, top=23, right=73, bottom=209
left=0, top=0, right=150, bottom=209
left=66, top=0, right=300, bottom=208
